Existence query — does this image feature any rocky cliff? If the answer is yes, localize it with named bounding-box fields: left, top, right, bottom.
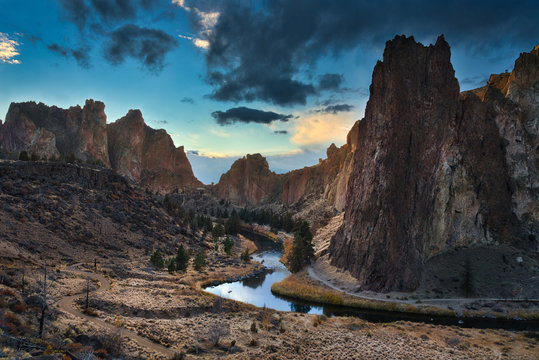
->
left=107, top=110, right=201, bottom=193
left=328, top=35, right=538, bottom=292
left=213, top=125, right=358, bottom=209
left=0, top=100, right=109, bottom=165
left=0, top=100, right=201, bottom=193
left=282, top=120, right=359, bottom=211
left=213, top=153, right=282, bottom=205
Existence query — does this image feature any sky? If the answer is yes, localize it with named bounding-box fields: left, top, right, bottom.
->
left=0, top=0, right=537, bottom=184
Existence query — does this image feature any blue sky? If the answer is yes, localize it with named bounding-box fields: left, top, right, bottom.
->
left=1, top=0, right=537, bottom=184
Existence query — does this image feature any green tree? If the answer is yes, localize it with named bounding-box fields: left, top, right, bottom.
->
left=193, top=252, right=206, bottom=271
left=223, top=236, right=234, bottom=255
left=167, top=259, right=176, bottom=274
left=176, top=245, right=190, bottom=272
left=31, top=152, right=39, bottom=161
left=19, top=151, right=29, bottom=161
left=225, top=212, right=241, bottom=235
left=212, top=223, right=225, bottom=239
left=461, top=257, right=474, bottom=297
left=150, top=249, right=165, bottom=269
left=288, top=221, right=315, bottom=273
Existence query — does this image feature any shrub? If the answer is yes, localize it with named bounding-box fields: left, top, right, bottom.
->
left=206, top=322, right=230, bottom=347
left=167, top=259, right=176, bottom=274
left=241, top=249, right=250, bottom=262
left=223, top=236, right=234, bottom=255
left=193, top=252, right=206, bottom=271
left=19, top=151, right=29, bottom=161
left=150, top=249, right=165, bottom=269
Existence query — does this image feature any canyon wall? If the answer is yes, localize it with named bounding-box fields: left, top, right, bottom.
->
left=0, top=101, right=201, bottom=193
left=107, top=110, right=201, bottom=193
left=328, top=36, right=538, bottom=291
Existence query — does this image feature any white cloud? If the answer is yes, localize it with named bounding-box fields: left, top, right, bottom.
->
left=0, top=33, right=21, bottom=64
left=173, top=0, right=218, bottom=49
left=178, top=34, right=209, bottom=50
left=291, top=112, right=357, bottom=147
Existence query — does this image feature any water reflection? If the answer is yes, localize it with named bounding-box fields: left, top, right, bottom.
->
left=205, top=232, right=324, bottom=314
left=204, top=232, right=539, bottom=330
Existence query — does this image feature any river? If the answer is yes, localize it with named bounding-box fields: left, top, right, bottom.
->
left=205, top=231, right=539, bottom=331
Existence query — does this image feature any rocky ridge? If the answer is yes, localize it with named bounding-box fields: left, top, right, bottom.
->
left=0, top=101, right=201, bottom=193
left=213, top=121, right=359, bottom=210
left=328, top=35, right=538, bottom=292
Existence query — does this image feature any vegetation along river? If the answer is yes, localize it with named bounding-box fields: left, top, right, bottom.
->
left=205, top=231, right=539, bottom=332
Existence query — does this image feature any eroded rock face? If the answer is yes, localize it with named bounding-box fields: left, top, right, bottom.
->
left=213, top=154, right=282, bottom=205
left=0, top=100, right=110, bottom=165
left=282, top=121, right=358, bottom=211
left=107, top=110, right=202, bottom=193
left=0, top=100, right=202, bottom=193
left=329, top=35, right=538, bottom=292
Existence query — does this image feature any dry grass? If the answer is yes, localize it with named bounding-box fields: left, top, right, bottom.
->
left=271, top=273, right=457, bottom=317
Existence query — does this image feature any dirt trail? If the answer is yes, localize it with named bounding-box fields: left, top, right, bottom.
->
left=307, top=265, right=539, bottom=306
left=57, top=264, right=176, bottom=359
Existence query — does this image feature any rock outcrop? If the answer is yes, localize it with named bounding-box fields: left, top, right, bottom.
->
left=282, top=120, right=359, bottom=211
left=107, top=110, right=202, bottom=193
left=329, top=35, right=538, bottom=292
left=0, top=100, right=109, bottom=164
left=0, top=100, right=202, bottom=193
left=213, top=153, right=282, bottom=205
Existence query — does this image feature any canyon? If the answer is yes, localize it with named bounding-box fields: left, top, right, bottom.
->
left=1, top=36, right=537, bottom=296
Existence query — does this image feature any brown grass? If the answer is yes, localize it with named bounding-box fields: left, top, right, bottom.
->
left=271, top=274, right=456, bottom=317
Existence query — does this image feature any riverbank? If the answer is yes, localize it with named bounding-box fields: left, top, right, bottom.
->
left=271, top=213, right=539, bottom=323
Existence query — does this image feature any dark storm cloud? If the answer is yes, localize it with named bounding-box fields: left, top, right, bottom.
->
left=203, top=0, right=539, bottom=106
left=90, top=0, right=137, bottom=23
left=104, top=24, right=178, bottom=72
left=58, top=0, right=91, bottom=30
left=48, top=43, right=91, bottom=68
left=212, top=107, right=293, bottom=126
left=317, top=74, right=344, bottom=91
left=274, top=130, right=288, bottom=135
left=181, top=97, right=195, bottom=104
left=315, top=104, right=355, bottom=114
left=56, top=0, right=178, bottom=72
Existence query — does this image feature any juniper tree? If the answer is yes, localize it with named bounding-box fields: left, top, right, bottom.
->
left=288, top=221, right=314, bottom=273
left=176, top=244, right=190, bottom=272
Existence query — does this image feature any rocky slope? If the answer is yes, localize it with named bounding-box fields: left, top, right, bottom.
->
left=0, top=101, right=201, bottom=193
left=213, top=153, right=282, bottom=205
left=107, top=110, right=201, bottom=193
left=328, top=35, right=538, bottom=292
left=0, top=160, right=194, bottom=265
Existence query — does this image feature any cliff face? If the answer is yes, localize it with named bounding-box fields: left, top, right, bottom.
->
left=213, top=154, right=282, bottom=205
left=107, top=110, right=202, bottom=193
left=0, top=100, right=109, bottom=165
left=281, top=120, right=358, bottom=211
left=329, top=35, right=538, bottom=292
left=0, top=101, right=202, bottom=193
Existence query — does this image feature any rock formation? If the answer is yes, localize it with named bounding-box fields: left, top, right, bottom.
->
left=107, top=110, right=201, bottom=193
left=0, top=100, right=109, bottom=164
left=0, top=100, right=202, bottom=193
left=328, top=35, right=538, bottom=292
left=213, top=153, right=282, bottom=205
left=282, top=120, right=359, bottom=211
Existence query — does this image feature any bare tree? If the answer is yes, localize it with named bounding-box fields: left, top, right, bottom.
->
left=206, top=322, right=230, bottom=347
left=39, top=267, right=48, bottom=338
